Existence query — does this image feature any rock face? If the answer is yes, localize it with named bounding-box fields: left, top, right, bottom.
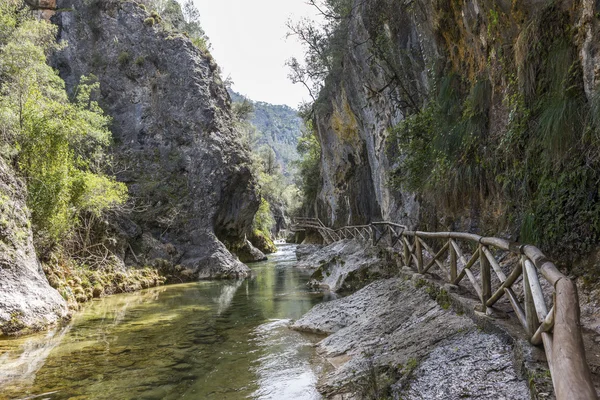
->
left=0, top=159, right=68, bottom=335
left=51, top=0, right=261, bottom=277
left=292, top=278, right=530, bottom=399
left=312, top=0, right=600, bottom=244
left=312, top=0, right=433, bottom=227
left=296, top=240, right=390, bottom=292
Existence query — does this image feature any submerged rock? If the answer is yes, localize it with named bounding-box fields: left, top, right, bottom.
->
left=0, top=159, right=68, bottom=335
left=50, top=0, right=258, bottom=278
left=292, top=278, right=529, bottom=399
left=235, top=239, right=267, bottom=264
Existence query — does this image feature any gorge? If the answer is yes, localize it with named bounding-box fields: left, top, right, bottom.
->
left=2, top=0, right=600, bottom=399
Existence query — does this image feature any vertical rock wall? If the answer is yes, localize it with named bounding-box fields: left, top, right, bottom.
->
left=51, top=0, right=261, bottom=277
left=0, top=158, right=68, bottom=335
left=313, top=0, right=438, bottom=228
left=313, top=0, right=600, bottom=241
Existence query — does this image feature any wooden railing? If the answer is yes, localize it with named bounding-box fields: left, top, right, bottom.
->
left=291, top=218, right=598, bottom=400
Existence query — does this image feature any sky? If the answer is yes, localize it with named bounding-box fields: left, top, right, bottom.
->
left=193, top=0, right=320, bottom=108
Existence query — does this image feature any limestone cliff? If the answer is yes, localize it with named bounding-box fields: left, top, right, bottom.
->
left=0, top=158, right=68, bottom=335
left=311, top=0, right=434, bottom=227
left=311, top=0, right=600, bottom=263
left=51, top=0, right=262, bottom=277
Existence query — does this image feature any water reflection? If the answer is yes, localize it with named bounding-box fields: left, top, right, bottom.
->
left=215, top=279, right=245, bottom=315
left=0, top=327, right=70, bottom=389
left=0, top=245, right=326, bottom=400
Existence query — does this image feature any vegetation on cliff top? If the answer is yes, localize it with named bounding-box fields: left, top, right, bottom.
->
left=231, top=91, right=303, bottom=246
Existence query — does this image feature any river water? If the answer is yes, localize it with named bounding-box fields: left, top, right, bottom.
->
left=0, top=245, right=328, bottom=400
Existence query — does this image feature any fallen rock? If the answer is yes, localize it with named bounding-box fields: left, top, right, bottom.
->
left=235, top=239, right=267, bottom=263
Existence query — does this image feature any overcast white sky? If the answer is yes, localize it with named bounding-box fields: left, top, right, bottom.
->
left=192, top=0, right=320, bottom=108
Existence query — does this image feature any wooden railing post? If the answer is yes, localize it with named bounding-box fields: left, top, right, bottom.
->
left=403, top=236, right=410, bottom=268
left=522, top=256, right=538, bottom=337
left=449, top=239, right=457, bottom=282
left=415, top=235, right=423, bottom=273
left=553, top=278, right=597, bottom=399
left=480, top=246, right=492, bottom=308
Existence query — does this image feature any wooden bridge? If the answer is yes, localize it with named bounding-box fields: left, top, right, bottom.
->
left=292, top=217, right=598, bottom=400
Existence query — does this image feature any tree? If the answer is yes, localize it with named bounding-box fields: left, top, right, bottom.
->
left=294, top=122, right=322, bottom=215
left=259, top=145, right=279, bottom=176
left=285, top=0, right=354, bottom=106
left=0, top=5, right=127, bottom=251
left=181, top=0, right=209, bottom=49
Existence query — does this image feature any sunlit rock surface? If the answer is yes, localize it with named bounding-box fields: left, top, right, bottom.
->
left=296, top=240, right=391, bottom=292
left=0, top=158, right=68, bottom=335
left=51, top=0, right=258, bottom=277
left=293, top=278, right=529, bottom=399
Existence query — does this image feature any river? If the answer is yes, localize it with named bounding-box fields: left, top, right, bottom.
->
left=0, top=245, right=328, bottom=400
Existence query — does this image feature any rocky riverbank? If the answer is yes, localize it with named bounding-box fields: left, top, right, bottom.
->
left=292, top=243, right=555, bottom=399
left=295, top=239, right=396, bottom=292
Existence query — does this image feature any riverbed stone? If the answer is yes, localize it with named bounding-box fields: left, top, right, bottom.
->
left=292, top=278, right=529, bottom=399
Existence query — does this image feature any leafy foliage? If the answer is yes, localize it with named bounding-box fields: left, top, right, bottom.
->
left=295, top=122, right=322, bottom=215
left=143, top=0, right=210, bottom=52
left=229, top=92, right=303, bottom=239
left=0, top=2, right=127, bottom=251
left=286, top=0, right=354, bottom=107
left=253, top=198, right=275, bottom=237
left=229, top=90, right=303, bottom=179
left=387, top=2, right=600, bottom=261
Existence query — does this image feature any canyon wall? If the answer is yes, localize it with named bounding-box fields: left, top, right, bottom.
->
left=312, top=0, right=600, bottom=264
left=52, top=0, right=262, bottom=277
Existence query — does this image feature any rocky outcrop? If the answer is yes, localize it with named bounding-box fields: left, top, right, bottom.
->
left=292, top=278, right=530, bottom=399
left=312, top=0, right=433, bottom=227
left=50, top=0, right=260, bottom=277
left=296, top=240, right=393, bottom=292
left=0, top=158, right=68, bottom=335
left=295, top=244, right=323, bottom=261
left=235, top=239, right=268, bottom=264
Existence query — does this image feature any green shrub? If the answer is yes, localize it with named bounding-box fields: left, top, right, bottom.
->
left=150, top=10, right=162, bottom=23
left=134, top=56, right=145, bottom=66
left=253, top=198, right=275, bottom=236
left=191, top=36, right=209, bottom=52
left=143, top=17, right=155, bottom=26
left=118, top=51, right=130, bottom=65
left=0, top=12, right=127, bottom=252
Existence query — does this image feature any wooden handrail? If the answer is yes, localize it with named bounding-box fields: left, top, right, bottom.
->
left=290, top=218, right=597, bottom=400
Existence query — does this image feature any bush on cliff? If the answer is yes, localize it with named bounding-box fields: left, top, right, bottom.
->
left=386, top=3, right=600, bottom=262
left=0, top=2, right=127, bottom=254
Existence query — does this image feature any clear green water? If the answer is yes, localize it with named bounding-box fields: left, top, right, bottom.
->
left=0, top=245, right=327, bottom=400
